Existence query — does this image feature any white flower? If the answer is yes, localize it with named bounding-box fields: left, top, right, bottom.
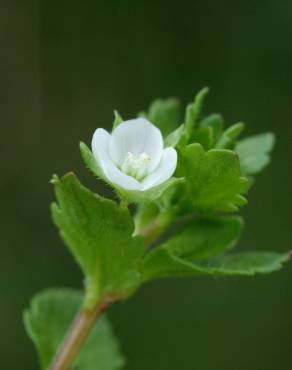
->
left=91, top=118, right=177, bottom=191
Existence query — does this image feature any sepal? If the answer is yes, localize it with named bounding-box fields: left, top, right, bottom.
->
left=118, top=177, right=185, bottom=204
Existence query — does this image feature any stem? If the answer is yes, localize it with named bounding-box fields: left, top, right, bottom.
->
left=120, top=198, right=128, bottom=208
left=49, top=219, right=169, bottom=370
left=140, top=219, right=165, bottom=247
left=49, top=296, right=115, bottom=370
left=140, top=213, right=174, bottom=248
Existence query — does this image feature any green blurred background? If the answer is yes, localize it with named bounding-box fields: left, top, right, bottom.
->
left=1, top=1, right=291, bottom=369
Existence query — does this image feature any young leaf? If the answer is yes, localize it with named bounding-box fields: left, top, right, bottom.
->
left=235, top=132, right=275, bottom=176
left=200, top=113, right=224, bottom=145
left=23, top=288, right=125, bottom=370
left=160, top=216, right=244, bottom=260
left=141, top=248, right=290, bottom=282
left=215, top=122, right=245, bottom=149
left=192, top=126, right=213, bottom=150
left=177, top=143, right=249, bottom=213
left=146, top=98, right=180, bottom=137
left=183, top=87, right=209, bottom=142
left=51, top=173, right=144, bottom=308
left=225, top=122, right=245, bottom=140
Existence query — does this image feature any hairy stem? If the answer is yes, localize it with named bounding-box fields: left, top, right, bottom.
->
left=49, top=296, right=115, bottom=370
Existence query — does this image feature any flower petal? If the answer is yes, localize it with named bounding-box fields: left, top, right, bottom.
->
left=141, top=147, right=177, bottom=190
left=92, top=128, right=141, bottom=190
left=92, top=128, right=111, bottom=174
left=109, top=118, right=163, bottom=173
left=106, top=164, right=142, bottom=191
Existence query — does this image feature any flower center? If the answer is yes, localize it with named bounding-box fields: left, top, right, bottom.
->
left=121, top=152, right=151, bottom=180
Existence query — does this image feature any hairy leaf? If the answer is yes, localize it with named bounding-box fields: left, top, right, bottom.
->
left=178, top=143, right=249, bottom=212
left=160, top=216, right=244, bottom=260
left=141, top=249, right=290, bottom=282
left=23, top=289, right=125, bottom=370
left=51, top=173, right=144, bottom=308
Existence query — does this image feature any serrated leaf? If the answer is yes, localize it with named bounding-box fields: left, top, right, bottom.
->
left=160, top=216, right=244, bottom=260
left=235, top=132, right=275, bottom=176
left=141, top=248, right=290, bottom=282
left=146, top=98, right=180, bottom=137
left=23, top=289, right=125, bottom=370
left=183, top=87, right=209, bottom=143
left=51, top=173, right=144, bottom=308
left=177, top=143, right=249, bottom=213
left=202, top=252, right=290, bottom=275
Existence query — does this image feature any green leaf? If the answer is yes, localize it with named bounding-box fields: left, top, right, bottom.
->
left=160, top=216, right=244, bottom=260
left=141, top=248, right=290, bottom=282
left=23, top=288, right=125, bottom=370
left=164, top=124, right=184, bottom=147
left=200, top=113, right=224, bottom=144
left=192, top=126, right=213, bottom=150
left=225, top=122, right=245, bottom=140
left=201, top=252, right=290, bottom=275
left=235, top=132, right=275, bottom=176
left=183, top=87, right=209, bottom=143
left=112, top=110, right=123, bottom=130
left=51, top=173, right=144, bottom=308
left=215, top=122, right=245, bottom=149
left=177, top=143, right=249, bottom=213
left=146, top=98, right=180, bottom=137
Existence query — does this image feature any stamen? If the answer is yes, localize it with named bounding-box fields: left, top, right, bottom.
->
left=121, top=151, right=151, bottom=180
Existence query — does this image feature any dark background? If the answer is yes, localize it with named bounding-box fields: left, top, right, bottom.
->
left=1, top=1, right=291, bottom=369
